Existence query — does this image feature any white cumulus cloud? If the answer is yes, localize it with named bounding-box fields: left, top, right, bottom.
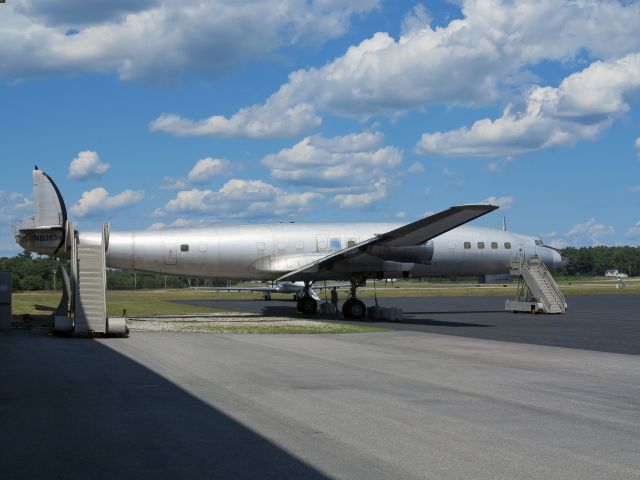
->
left=0, top=0, right=378, bottom=83
left=0, top=191, right=34, bottom=256
left=187, top=157, right=231, bottom=184
left=0, top=191, right=33, bottom=222
left=625, top=220, right=640, bottom=240
left=161, top=157, right=232, bottom=190
left=151, top=0, right=640, bottom=138
left=0, top=0, right=379, bottom=84
left=150, top=103, right=321, bottom=139
left=482, top=195, right=514, bottom=210
left=70, top=187, right=144, bottom=217
left=407, top=161, right=425, bottom=174
left=157, top=179, right=322, bottom=220
left=333, top=183, right=387, bottom=209
left=263, top=132, right=400, bottom=187
left=547, top=218, right=616, bottom=248
left=564, top=218, right=615, bottom=246
left=262, top=131, right=401, bottom=208
left=68, top=151, right=110, bottom=180
left=417, top=53, right=640, bottom=157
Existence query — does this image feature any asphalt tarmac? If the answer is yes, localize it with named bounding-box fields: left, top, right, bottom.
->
left=1, top=294, right=639, bottom=479
left=176, top=294, right=640, bottom=354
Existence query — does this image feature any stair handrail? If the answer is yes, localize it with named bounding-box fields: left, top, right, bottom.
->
left=520, top=261, right=551, bottom=311
left=537, top=259, right=566, bottom=308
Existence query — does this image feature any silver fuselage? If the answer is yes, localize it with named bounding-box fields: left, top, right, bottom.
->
left=83, top=223, right=564, bottom=281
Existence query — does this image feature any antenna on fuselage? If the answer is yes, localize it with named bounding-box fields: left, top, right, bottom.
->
left=502, top=216, right=507, bottom=231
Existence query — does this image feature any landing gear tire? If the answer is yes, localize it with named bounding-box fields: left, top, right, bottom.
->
left=342, top=299, right=366, bottom=319
left=298, top=296, right=318, bottom=314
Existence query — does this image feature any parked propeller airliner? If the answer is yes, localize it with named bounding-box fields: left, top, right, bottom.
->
left=16, top=169, right=567, bottom=318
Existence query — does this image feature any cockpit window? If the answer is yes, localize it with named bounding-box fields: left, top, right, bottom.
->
left=534, top=240, right=541, bottom=246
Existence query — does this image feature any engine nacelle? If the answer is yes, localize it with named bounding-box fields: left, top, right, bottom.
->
left=366, top=243, right=434, bottom=264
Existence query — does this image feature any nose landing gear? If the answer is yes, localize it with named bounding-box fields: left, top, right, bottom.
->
left=296, top=281, right=318, bottom=314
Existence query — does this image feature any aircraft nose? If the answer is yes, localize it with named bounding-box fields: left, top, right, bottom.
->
left=543, top=246, right=567, bottom=269
left=554, top=250, right=568, bottom=269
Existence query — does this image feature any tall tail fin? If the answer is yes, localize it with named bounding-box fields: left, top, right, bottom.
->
left=15, top=169, right=68, bottom=256
left=33, top=168, right=67, bottom=228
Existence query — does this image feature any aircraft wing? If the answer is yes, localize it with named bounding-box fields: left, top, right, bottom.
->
left=193, top=286, right=285, bottom=293
left=193, top=283, right=348, bottom=293
left=276, top=204, right=498, bottom=282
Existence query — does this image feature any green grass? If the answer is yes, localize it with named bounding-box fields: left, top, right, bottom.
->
left=11, top=291, right=60, bottom=315
left=105, top=290, right=229, bottom=316
left=11, top=276, right=638, bottom=316
left=129, top=323, right=384, bottom=334
left=11, top=289, right=229, bottom=316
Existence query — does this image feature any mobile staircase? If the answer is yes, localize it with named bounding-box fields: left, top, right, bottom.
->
left=18, top=168, right=127, bottom=336
left=506, top=255, right=567, bottom=314
left=53, top=222, right=127, bottom=335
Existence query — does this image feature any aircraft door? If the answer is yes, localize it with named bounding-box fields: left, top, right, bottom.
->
left=316, top=235, right=328, bottom=253
left=447, top=241, right=460, bottom=274
left=516, top=243, right=524, bottom=261
left=257, top=241, right=266, bottom=258
left=164, top=244, right=177, bottom=265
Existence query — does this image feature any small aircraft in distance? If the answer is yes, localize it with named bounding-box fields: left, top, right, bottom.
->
left=192, top=281, right=347, bottom=301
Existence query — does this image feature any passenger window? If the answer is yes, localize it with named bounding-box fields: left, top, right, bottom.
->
left=330, top=238, right=341, bottom=251
left=504, top=242, right=512, bottom=249
left=347, top=240, right=356, bottom=248
left=463, top=241, right=471, bottom=249
left=180, top=244, right=189, bottom=252
left=477, top=242, right=485, bottom=249
left=491, top=242, right=498, bottom=249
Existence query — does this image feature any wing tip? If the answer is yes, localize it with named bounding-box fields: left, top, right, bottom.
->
left=453, top=203, right=499, bottom=210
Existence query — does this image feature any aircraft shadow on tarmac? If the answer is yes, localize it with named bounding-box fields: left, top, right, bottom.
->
left=1, top=331, right=328, bottom=480
left=404, top=310, right=504, bottom=315
left=258, top=306, right=491, bottom=328
left=392, top=317, right=491, bottom=328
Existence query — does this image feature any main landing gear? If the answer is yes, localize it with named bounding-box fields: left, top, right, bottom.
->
left=296, top=282, right=318, bottom=314
left=342, top=276, right=367, bottom=319
left=295, top=277, right=368, bottom=318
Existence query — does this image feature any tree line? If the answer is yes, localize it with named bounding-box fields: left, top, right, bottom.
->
left=554, top=246, right=639, bottom=277
left=1, top=246, right=639, bottom=291
left=0, top=250, right=192, bottom=291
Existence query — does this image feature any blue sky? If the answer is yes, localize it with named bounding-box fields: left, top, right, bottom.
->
left=1, top=0, right=639, bottom=257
